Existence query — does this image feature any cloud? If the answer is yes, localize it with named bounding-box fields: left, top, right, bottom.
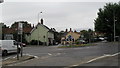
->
left=5, top=0, right=120, bottom=2
left=2, top=2, right=107, bottom=31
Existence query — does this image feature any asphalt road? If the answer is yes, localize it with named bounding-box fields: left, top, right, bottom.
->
left=2, top=42, right=120, bottom=66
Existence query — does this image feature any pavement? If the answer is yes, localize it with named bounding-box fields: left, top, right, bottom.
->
left=2, top=54, right=35, bottom=66
left=1, top=42, right=120, bottom=67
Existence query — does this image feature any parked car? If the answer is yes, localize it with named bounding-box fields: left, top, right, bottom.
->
left=0, top=40, right=21, bottom=56
left=79, top=40, right=87, bottom=44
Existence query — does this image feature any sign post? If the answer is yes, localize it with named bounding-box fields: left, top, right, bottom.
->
left=18, top=23, right=23, bottom=57
left=17, top=27, right=19, bottom=60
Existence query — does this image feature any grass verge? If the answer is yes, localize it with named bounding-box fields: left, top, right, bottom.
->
left=58, top=44, right=96, bottom=48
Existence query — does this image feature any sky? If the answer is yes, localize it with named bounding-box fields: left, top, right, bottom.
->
left=0, top=0, right=119, bottom=32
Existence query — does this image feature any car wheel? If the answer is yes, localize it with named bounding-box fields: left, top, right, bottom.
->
left=2, top=50, right=8, bottom=56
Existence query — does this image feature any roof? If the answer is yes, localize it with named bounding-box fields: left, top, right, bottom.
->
left=2, top=28, right=15, bottom=34
left=23, top=28, right=33, bottom=33
left=30, top=23, right=54, bottom=33
left=61, top=31, right=80, bottom=37
left=2, top=27, right=33, bottom=34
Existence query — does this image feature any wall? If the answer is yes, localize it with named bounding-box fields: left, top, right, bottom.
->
left=66, top=32, right=80, bottom=40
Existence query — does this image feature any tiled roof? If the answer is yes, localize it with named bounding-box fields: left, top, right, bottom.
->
left=23, top=28, right=33, bottom=33
left=2, top=27, right=33, bottom=34
left=2, top=28, right=15, bottom=34
left=30, top=23, right=54, bottom=33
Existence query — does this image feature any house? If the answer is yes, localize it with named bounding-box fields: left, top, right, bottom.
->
left=25, top=18, right=54, bottom=46
left=2, top=28, right=14, bottom=40
left=61, top=28, right=80, bottom=45
left=2, top=21, right=33, bottom=42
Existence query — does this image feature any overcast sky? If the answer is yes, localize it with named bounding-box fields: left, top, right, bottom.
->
left=0, top=0, right=119, bottom=32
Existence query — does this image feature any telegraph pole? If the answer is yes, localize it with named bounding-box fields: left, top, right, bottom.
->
left=113, top=11, right=116, bottom=42
left=17, top=24, right=19, bottom=60
left=18, top=22, right=23, bottom=57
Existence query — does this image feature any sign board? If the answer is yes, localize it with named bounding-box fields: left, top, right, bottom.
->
left=18, top=23, right=23, bottom=34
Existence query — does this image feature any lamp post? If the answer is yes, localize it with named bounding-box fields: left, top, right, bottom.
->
left=37, top=12, right=42, bottom=45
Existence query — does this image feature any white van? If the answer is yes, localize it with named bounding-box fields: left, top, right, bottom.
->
left=0, top=40, right=21, bottom=56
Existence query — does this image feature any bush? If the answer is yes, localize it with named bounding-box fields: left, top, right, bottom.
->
left=75, top=40, right=81, bottom=45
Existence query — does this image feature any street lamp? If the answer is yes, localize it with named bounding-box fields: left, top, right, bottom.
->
left=37, top=12, right=42, bottom=45
left=38, top=12, right=42, bottom=23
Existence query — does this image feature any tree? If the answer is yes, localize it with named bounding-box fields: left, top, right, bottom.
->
left=11, top=21, right=32, bottom=28
left=94, top=2, right=120, bottom=41
left=11, top=21, right=32, bottom=43
left=2, top=24, right=9, bottom=28
left=80, top=29, right=94, bottom=43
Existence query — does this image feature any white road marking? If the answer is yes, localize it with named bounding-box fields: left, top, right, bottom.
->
left=48, top=53, right=52, bottom=56
left=7, top=54, right=38, bottom=66
left=68, top=52, right=120, bottom=67
left=2, top=56, right=12, bottom=61
left=86, top=52, right=120, bottom=63
left=72, top=64, right=79, bottom=66
left=8, top=57, right=35, bottom=66
left=57, top=53, right=61, bottom=55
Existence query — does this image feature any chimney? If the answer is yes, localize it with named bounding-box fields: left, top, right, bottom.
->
left=70, top=28, right=72, bottom=32
left=41, top=18, right=43, bottom=24
left=65, top=29, right=68, bottom=32
left=74, top=30, right=77, bottom=32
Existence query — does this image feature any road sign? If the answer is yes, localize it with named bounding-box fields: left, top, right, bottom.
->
left=18, top=23, right=23, bottom=34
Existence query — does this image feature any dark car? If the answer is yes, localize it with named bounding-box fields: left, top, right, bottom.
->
left=18, top=42, right=26, bottom=47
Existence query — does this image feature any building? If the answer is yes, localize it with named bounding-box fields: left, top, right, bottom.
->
left=0, top=23, right=4, bottom=40
left=26, top=19, right=54, bottom=46
left=2, top=22, right=33, bottom=41
left=2, top=28, right=14, bottom=40
left=61, top=28, right=80, bottom=45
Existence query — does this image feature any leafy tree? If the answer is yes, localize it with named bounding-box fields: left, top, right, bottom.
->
left=2, top=24, right=9, bottom=28
left=80, top=29, right=94, bottom=43
left=94, top=2, right=120, bottom=41
left=11, top=21, right=32, bottom=28
left=11, top=21, right=32, bottom=43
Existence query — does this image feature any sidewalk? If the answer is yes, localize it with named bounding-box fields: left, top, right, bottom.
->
left=2, top=55, right=35, bottom=66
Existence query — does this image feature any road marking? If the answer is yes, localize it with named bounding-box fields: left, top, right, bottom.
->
left=66, top=52, right=120, bottom=68
left=8, top=57, right=35, bottom=66
left=57, top=53, right=61, bottom=55
left=72, top=64, right=79, bottom=66
left=2, top=56, right=12, bottom=61
left=24, top=54, right=39, bottom=59
left=7, top=54, right=38, bottom=66
left=86, top=52, right=120, bottom=63
left=86, top=55, right=109, bottom=63
left=111, top=52, right=120, bottom=56
left=48, top=53, right=52, bottom=56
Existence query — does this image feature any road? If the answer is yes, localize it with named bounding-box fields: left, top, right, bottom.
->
left=2, top=42, right=120, bottom=66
